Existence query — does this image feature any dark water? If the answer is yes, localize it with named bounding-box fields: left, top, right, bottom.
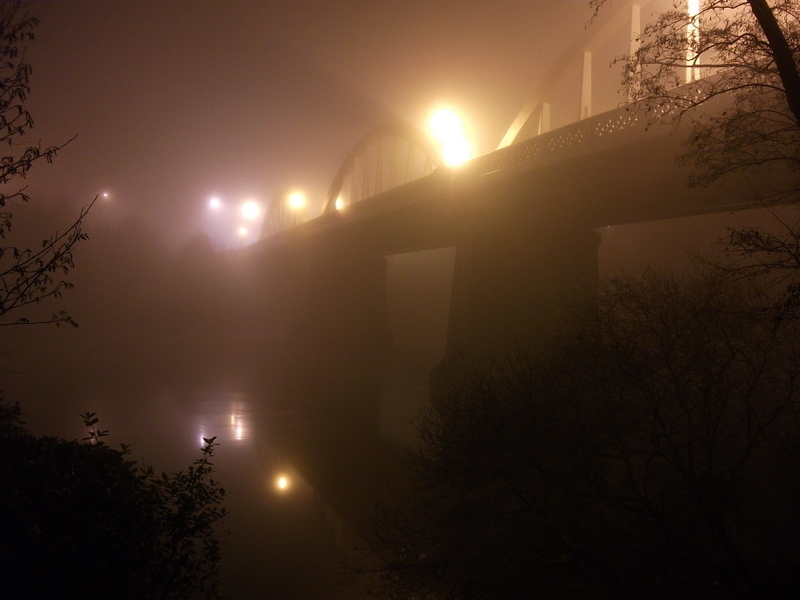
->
left=2, top=348, right=361, bottom=599
left=2, top=206, right=784, bottom=599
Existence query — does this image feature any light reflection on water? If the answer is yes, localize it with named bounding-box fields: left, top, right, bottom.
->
left=15, top=384, right=355, bottom=599
left=195, top=395, right=251, bottom=448
left=115, top=389, right=347, bottom=598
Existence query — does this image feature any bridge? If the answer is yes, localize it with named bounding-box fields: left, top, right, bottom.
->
left=240, top=0, right=789, bottom=547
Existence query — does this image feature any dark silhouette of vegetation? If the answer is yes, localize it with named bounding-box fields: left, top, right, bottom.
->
left=0, top=5, right=229, bottom=597
left=592, top=0, right=800, bottom=188
left=0, top=403, right=228, bottom=600
left=591, top=1, right=800, bottom=315
left=0, top=0, right=90, bottom=328
left=355, top=268, right=800, bottom=599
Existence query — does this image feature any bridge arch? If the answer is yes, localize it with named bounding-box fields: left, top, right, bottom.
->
left=322, top=121, right=441, bottom=214
left=501, top=0, right=677, bottom=147
left=260, top=188, right=310, bottom=238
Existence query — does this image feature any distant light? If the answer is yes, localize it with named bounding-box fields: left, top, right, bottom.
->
left=428, top=107, right=472, bottom=166
left=442, top=138, right=471, bottom=167
left=334, top=196, right=344, bottom=210
left=429, top=108, right=462, bottom=142
left=238, top=226, right=248, bottom=237
left=287, top=191, right=306, bottom=210
left=275, top=474, right=290, bottom=491
left=235, top=425, right=243, bottom=441
left=686, top=0, right=701, bottom=82
left=241, top=200, right=260, bottom=220
left=101, top=192, right=109, bottom=199
left=209, top=196, right=222, bottom=210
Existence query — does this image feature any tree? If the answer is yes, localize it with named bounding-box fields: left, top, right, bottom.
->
left=590, top=0, right=800, bottom=314
left=0, top=4, right=228, bottom=596
left=590, top=0, right=800, bottom=187
left=0, top=405, right=228, bottom=600
left=354, top=268, right=800, bottom=599
left=0, top=0, right=90, bottom=328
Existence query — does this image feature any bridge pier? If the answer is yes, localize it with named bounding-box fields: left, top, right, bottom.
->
left=292, top=240, right=390, bottom=440
left=435, top=199, right=600, bottom=387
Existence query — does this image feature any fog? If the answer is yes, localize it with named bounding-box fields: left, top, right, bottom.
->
left=4, top=1, right=791, bottom=598
left=25, top=0, right=590, bottom=243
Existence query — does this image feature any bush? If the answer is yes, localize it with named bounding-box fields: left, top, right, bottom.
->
left=357, top=268, right=800, bottom=599
left=0, top=404, right=227, bottom=600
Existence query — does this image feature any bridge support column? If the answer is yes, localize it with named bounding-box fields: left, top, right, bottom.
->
left=438, top=204, right=599, bottom=378
left=294, top=244, right=390, bottom=440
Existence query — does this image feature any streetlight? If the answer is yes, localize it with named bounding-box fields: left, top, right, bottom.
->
left=241, top=200, right=261, bottom=220
left=275, top=474, right=290, bottom=492
left=287, top=191, right=306, bottom=210
left=429, top=107, right=472, bottom=166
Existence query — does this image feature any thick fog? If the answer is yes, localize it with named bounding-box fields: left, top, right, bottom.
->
left=4, top=1, right=789, bottom=598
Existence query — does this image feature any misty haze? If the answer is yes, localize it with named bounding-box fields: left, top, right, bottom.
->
left=3, top=1, right=800, bottom=599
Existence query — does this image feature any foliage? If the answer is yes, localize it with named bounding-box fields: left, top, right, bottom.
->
left=0, top=404, right=228, bottom=600
left=355, top=268, right=800, bottom=599
left=593, top=0, right=800, bottom=188
left=0, top=0, right=90, bottom=328
left=590, top=1, right=800, bottom=318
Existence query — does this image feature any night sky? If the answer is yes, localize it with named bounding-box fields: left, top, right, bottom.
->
left=26, top=0, right=591, bottom=246
left=7, top=1, right=772, bottom=598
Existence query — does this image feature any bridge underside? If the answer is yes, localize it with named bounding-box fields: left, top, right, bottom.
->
left=245, top=109, right=795, bottom=533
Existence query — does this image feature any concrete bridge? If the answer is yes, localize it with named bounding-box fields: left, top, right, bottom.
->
left=240, top=0, right=790, bottom=539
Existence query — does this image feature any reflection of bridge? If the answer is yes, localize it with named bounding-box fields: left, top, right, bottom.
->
left=243, top=0, right=785, bottom=545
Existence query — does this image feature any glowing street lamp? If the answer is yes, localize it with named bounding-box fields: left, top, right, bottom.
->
left=241, top=200, right=261, bottom=220
left=428, top=107, right=472, bottom=166
left=275, top=474, right=290, bottom=492
left=287, top=191, right=306, bottom=210
left=686, top=0, right=701, bottom=83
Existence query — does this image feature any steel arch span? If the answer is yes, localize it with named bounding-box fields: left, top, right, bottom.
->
left=260, top=188, right=311, bottom=239
left=322, top=121, right=441, bottom=214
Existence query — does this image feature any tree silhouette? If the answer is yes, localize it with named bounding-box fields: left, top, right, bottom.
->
left=0, top=405, right=228, bottom=600
left=356, top=268, right=800, bottom=599
left=0, top=0, right=90, bottom=328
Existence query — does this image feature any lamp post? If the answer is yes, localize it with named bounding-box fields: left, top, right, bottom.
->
left=429, top=107, right=472, bottom=166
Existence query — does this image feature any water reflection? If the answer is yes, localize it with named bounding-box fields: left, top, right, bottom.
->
left=195, top=395, right=252, bottom=449
left=11, top=382, right=359, bottom=599
left=176, top=392, right=352, bottom=599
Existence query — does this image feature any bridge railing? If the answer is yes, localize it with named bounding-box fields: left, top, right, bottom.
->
left=259, top=1, right=717, bottom=240
left=322, top=122, right=442, bottom=215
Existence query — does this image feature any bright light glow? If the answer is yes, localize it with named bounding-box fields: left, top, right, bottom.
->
left=209, top=196, right=222, bottom=210
left=428, top=108, right=472, bottom=166
left=686, top=0, right=701, bottom=82
left=102, top=192, right=109, bottom=199
left=241, top=200, right=260, bottom=220
left=287, top=191, right=306, bottom=210
left=335, top=196, right=344, bottom=210
left=275, top=474, right=290, bottom=491
left=442, top=139, right=471, bottom=167
left=429, top=108, right=462, bottom=142
left=235, top=425, right=243, bottom=441
left=238, top=226, right=248, bottom=237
